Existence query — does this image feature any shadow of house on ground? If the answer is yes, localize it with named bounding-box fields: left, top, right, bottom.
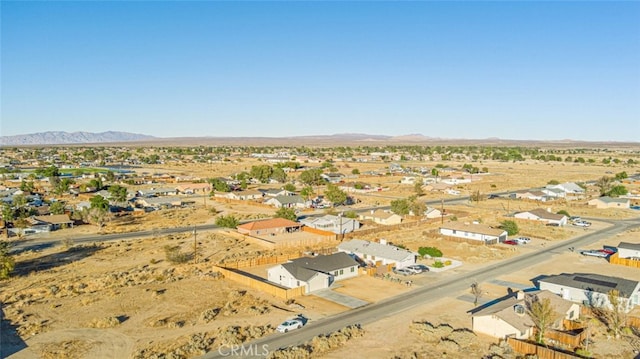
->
left=14, top=244, right=102, bottom=277
left=0, top=306, right=27, bottom=358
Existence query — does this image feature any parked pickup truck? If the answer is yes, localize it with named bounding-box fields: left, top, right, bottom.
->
left=579, top=250, right=609, bottom=258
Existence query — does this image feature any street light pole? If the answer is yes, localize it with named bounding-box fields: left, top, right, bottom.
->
left=193, top=225, right=197, bottom=264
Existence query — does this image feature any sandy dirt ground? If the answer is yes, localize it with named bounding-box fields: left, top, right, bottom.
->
left=1, top=156, right=639, bottom=358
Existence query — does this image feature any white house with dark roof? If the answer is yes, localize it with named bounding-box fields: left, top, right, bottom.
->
left=617, top=242, right=640, bottom=259
left=338, top=239, right=416, bottom=269
left=439, top=222, right=507, bottom=244
left=587, top=196, right=630, bottom=209
left=264, top=195, right=307, bottom=209
left=514, top=208, right=567, bottom=226
left=471, top=290, right=579, bottom=340
left=267, top=252, right=359, bottom=293
left=299, top=215, right=360, bottom=235
left=546, top=182, right=585, bottom=200
left=359, top=209, right=402, bottom=225
left=537, top=273, right=640, bottom=312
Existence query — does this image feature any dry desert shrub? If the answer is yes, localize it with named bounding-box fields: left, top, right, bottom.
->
left=87, top=316, right=121, bottom=328
left=38, top=340, right=93, bottom=359
left=268, top=324, right=365, bottom=359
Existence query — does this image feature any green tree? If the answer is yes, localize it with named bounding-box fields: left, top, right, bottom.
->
left=527, top=295, right=560, bottom=344
left=595, top=176, right=613, bottom=196
left=2, top=203, right=14, bottom=238
left=209, top=178, right=230, bottom=192
left=0, top=241, right=15, bottom=280
left=90, top=195, right=110, bottom=211
left=283, top=183, right=296, bottom=192
left=547, top=179, right=560, bottom=185
left=299, top=168, right=324, bottom=186
left=324, top=183, right=347, bottom=206
left=390, top=197, right=411, bottom=216
left=250, top=165, right=273, bottom=183
left=343, top=210, right=358, bottom=219
left=300, top=186, right=315, bottom=200
left=409, top=198, right=426, bottom=217
left=20, top=180, right=35, bottom=193
left=556, top=210, right=570, bottom=217
left=418, top=246, right=442, bottom=258
left=431, top=168, right=439, bottom=182
left=271, top=167, right=287, bottom=183
left=351, top=168, right=360, bottom=175
left=607, top=185, right=628, bottom=197
left=108, top=185, right=128, bottom=204
left=49, top=201, right=66, bottom=215
left=215, top=215, right=239, bottom=228
left=275, top=207, right=297, bottom=221
left=614, top=171, right=628, bottom=181
left=88, top=178, right=103, bottom=190
left=500, top=220, right=519, bottom=236
left=414, top=181, right=424, bottom=196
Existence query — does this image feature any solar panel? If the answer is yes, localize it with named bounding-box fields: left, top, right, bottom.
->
left=574, top=276, right=617, bottom=288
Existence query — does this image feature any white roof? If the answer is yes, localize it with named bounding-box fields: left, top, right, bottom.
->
left=338, top=239, right=415, bottom=262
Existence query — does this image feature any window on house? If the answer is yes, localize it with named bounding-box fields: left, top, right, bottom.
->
left=334, top=271, right=338, bottom=276
left=340, top=269, right=344, bottom=275
left=351, top=267, right=355, bottom=272
left=297, top=281, right=300, bottom=286
left=453, top=230, right=456, bottom=234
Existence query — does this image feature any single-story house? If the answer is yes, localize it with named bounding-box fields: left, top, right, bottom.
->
left=617, top=242, right=640, bottom=259
left=175, top=183, right=211, bottom=195
left=264, top=195, right=308, bottom=209
left=223, top=190, right=264, bottom=201
left=424, top=182, right=452, bottom=192
left=424, top=207, right=443, bottom=219
left=512, top=190, right=548, bottom=202
left=541, top=188, right=566, bottom=199
left=439, top=222, right=507, bottom=244
left=136, top=187, right=178, bottom=197
left=338, top=182, right=378, bottom=193
left=135, top=196, right=183, bottom=209
left=321, top=173, right=345, bottom=184
left=359, top=209, right=402, bottom=225
left=471, top=290, right=580, bottom=340
left=299, top=215, right=360, bottom=235
left=537, top=273, right=640, bottom=312
left=236, top=218, right=302, bottom=236
left=29, top=214, right=74, bottom=230
left=546, top=182, right=585, bottom=199
left=259, top=188, right=295, bottom=197
left=338, top=239, right=416, bottom=269
left=267, top=252, right=359, bottom=293
left=587, top=196, right=630, bottom=209
left=514, top=208, right=567, bottom=226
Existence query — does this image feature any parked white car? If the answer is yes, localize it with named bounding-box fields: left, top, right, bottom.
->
left=572, top=220, right=591, bottom=227
left=393, top=268, right=414, bottom=276
left=513, top=237, right=531, bottom=244
left=276, top=318, right=304, bottom=333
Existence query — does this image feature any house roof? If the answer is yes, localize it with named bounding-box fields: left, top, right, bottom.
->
left=361, top=209, right=400, bottom=220
left=281, top=262, right=320, bottom=282
left=539, top=273, right=639, bottom=298
left=472, top=290, right=572, bottom=333
left=519, top=208, right=565, bottom=221
left=440, top=222, right=507, bottom=237
left=618, top=242, right=640, bottom=251
left=237, top=218, right=301, bottom=231
left=300, top=215, right=356, bottom=227
left=590, top=196, right=629, bottom=204
left=268, top=195, right=304, bottom=205
left=289, top=252, right=358, bottom=273
left=338, top=239, right=415, bottom=262
left=32, top=214, right=73, bottom=225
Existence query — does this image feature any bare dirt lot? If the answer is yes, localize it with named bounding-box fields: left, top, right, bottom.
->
left=1, top=156, right=640, bottom=358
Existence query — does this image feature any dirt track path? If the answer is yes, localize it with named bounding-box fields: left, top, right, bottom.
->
left=8, top=328, right=134, bottom=359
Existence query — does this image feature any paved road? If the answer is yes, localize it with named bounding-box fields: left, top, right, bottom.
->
left=202, top=217, right=640, bottom=359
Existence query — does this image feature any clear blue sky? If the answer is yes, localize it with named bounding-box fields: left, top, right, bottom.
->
left=2, top=1, right=639, bottom=141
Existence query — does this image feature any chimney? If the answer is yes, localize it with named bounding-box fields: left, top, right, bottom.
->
left=516, top=291, right=525, bottom=300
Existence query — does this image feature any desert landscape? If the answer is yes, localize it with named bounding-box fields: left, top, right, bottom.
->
left=1, top=142, right=640, bottom=359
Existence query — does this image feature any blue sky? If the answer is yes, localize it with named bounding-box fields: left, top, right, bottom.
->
left=1, top=1, right=639, bottom=141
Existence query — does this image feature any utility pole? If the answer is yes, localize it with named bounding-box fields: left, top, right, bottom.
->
left=193, top=225, right=197, bottom=264
left=441, top=198, right=444, bottom=225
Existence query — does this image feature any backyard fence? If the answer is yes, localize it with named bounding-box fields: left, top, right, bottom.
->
left=213, top=266, right=305, bottom=300
left=507, top=338, right=581, bottom=359
left=609, top=252, right=640, bottom=269
left=220, top=248, right=337, bottom=269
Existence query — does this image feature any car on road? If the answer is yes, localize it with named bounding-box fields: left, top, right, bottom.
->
left=277, top=318, right=304, bottom=333
left=405, top=264, right=429, bottom=274
left=393, top=268, right=414, bottom=276
left=572, top=220, right=591, bottom=227
left=513, top=237, right=531, bottom=244
left=579, top=250, right=608, bottom=258
left=487, top=194, right=500, bottom=199
left=546, top=223, right=560, bottom=227
left=503, top=240, right=519, bottom=245
left=631, top=206, right=640, bottom=211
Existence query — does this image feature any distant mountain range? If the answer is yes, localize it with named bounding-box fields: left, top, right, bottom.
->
left=0, top=131, right=156, bottom=145
left=0, top=131, right=635, bottom=147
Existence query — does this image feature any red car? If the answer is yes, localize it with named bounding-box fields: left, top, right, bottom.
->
left=504, top=240, right=518, bottom=245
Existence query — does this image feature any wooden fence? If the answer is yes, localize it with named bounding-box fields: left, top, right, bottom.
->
left=343, top=219, right=429, bottom=239
left=507, top=338, right=581, bottom=359
left=609, top=252, right=640, bottom=269
left=221, top=248, right=337, bottom=269
left=542, top=328, right=587, bottom=348
left=213, top=266, right=305, bottom=300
